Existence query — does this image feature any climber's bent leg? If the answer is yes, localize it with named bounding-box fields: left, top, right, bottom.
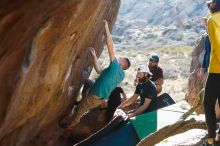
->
left=68, top=94, right=103, bottom=128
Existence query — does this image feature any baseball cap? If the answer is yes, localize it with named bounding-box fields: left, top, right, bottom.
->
left=137, top=65, right=153, bottom=75
left=206, top=0, right=214, bottom=4
left=149, top=54, right=159, bottom=62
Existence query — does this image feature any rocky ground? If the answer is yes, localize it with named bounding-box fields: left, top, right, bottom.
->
left=156, top=129, right=206, bottom=146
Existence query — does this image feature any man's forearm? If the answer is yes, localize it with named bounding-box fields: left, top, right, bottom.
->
left=119, top=95, right=137, bottom=108
left=104, top=21, right=115, bottom=61
left=133, top=104, right=148, bottom=117
left=92, top=56, right=101, bottom=74
left=131, top=98, right=151, bottom=117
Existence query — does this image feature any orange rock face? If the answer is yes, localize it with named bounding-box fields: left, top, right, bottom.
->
left=186, top=35, right=220, bottom=117
left=186, top=35, right=206, bottom=114
left=0, top=0, right=120, bottom=146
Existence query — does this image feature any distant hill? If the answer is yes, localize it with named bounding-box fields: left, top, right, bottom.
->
left=113, top=0, right=209, bottom=49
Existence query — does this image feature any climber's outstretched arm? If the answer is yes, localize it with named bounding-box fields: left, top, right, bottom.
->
left=103, top=20, right=116, bottom=62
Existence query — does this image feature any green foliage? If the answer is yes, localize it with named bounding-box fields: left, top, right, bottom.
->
left=144, top=34, right=158, bottom=39
left=112, top=35, right=122, bottom=42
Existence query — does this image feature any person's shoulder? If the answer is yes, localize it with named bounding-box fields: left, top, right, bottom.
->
left=209, top=12, right=220, bottom=23
left=146, top=80, right=154, bottom=86
left=147, top=80, right=157, bottom=88
left=136, top=83, right=141, bottom=88
left=144, top=81, right=157, bottom=96
left=117, top=86, right=123, bottom=89
left=117, top=86, right=124, bottom=92
left=116, top=86, right=122, bottom=90
left=110, top=58, right=118, bottom=64
left=109, top=58, right=120, bottom=69
left=212, top=12, right=220, bottom=19
left=156, top=66, right=163, bottom=72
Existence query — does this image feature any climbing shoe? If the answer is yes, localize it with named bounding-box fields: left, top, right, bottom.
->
left=59, top=121, right=68, bottom=129
left=59, top=116, right=72, bottom=129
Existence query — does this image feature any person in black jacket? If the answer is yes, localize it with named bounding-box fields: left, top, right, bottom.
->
left=118, top=65, right=157, bottom=118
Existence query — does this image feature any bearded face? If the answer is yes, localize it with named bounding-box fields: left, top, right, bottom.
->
left=138, top=77, right=148, bottom=83
left=136, top=72, right=149, bottom=83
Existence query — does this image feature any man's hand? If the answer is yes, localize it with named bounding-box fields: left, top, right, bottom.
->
left=103, top=20, right=109, bottom=32
left=103, top=20, right=108, bottom=38
left=128, top=113, right=135, bottom=119
left=89, top=47, right=96, bottom=58
left=103, top=20, right=108, bottom=28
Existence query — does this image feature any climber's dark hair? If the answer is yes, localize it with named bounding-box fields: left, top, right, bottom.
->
left=124, top=57, right=131, bottom=70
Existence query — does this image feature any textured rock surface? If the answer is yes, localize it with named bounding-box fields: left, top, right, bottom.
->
left=186, top=35, right=206, bottom=114
left=0, top=0, right=120, bottom=146
left=186, top=35, right=220, bottom=117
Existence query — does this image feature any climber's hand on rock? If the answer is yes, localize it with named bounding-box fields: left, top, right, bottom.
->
left=103, top=19, right=108, bottom=26
left=89, top=47, right=96, bottom=57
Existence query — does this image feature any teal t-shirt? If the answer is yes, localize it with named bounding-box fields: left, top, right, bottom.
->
left=89, top=59, right=125, bottom=99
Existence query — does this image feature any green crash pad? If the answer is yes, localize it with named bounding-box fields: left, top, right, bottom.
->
left=131, top=101, right=202, bottom=140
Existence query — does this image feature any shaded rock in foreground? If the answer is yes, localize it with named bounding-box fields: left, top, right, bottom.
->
left=0, top=0, right=120, bottom=146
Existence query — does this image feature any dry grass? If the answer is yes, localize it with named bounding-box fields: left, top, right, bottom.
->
left=157, top=47, right=192, bottom=56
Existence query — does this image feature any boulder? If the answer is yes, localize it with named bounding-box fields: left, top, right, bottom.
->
left=0, top=0, right=120, bottom=146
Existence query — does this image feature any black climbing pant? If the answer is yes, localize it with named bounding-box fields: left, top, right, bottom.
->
left=204, top=73, right=220, bottom=138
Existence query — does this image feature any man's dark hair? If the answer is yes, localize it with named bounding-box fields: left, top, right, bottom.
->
left=124, top=58, right=131, bottom=70
left=208, top=0, right=220, bottom=13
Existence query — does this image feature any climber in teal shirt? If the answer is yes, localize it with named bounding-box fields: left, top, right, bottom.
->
left=89, top=58, right=125, bottom=100
left=60, top=20, right=131, bottom=130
